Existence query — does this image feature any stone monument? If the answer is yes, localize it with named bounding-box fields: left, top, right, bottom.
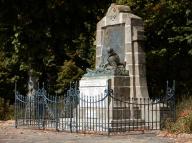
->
left=95, top=3, right=148, bottom=99
left=78, top=3, right=149, bottom=131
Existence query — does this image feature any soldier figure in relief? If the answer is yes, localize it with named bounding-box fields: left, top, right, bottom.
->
left=104, top=48, right=126, bottom=69
left=86, top=48, right=126, bottom=75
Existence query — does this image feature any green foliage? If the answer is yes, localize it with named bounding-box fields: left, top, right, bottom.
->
left=164, top=96, right=192, bottom=133
left=0, top=0, right=112, bottom=119
left=56, top=60, right=84, bottom=93
left=0, top=97, right=14, bottom=120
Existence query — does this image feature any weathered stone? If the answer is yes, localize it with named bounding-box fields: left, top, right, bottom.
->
left=102, top=24, right=125, bottom=66
left=131, top=18, right=144, bottom=26
left=96, top=30, right=102, bottom=46
left=132, top=26, right=144, bottom=41
left=96, top=46, right=101, bottom=56
left=129, top=76, right=148, bottom=87
left=112, top=87, right=130, bottom=99
left=125, top=43, right=144, bottom=53
left=95, top=57, right=101, bottom=68
left=105, top=3, right=131, bottom=26
left=125, top=26, right=132, bottom=44
left=111, top=76, right=130, bottom=86
left=97, top=18, right=105, bottom=30
left=125, top=53, right=146, bottom=65
left=126, top=64, right=146, bottom=77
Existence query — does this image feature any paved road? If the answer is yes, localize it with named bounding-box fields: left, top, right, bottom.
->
left=0, top=121, right=191, bottom=143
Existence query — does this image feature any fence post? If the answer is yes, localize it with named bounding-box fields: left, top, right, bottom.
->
left=56, top=96, right=59, bottom=131
left=107, top=90, right=110, bottom=136
left=14, top=82, right=18, bottom=128
left=75, top=82, right=79, bottom=133
left=76, top=98, right=78, bottom=133
left=173, top=80, right=176, bottom=122
left=70, top=97, right=72, bottom=133
left=107, top=80, right=111, bottom=136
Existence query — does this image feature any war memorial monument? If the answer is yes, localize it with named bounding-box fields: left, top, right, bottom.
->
left=79, top=3, right=151, bottom=131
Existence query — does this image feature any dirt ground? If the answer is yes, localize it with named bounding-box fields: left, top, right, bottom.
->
left=0, top=120, right=192, bottom=143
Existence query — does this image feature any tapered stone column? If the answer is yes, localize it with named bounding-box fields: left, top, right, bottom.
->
left=96, top=3, right=148, bottom=98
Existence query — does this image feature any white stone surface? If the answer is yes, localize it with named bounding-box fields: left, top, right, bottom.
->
left=79, top=77, right=109, bottom=108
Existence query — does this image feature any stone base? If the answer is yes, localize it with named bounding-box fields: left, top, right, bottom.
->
left=78, top=74, right=153, bottom=132
left=79, top=75, right=131, bottom=128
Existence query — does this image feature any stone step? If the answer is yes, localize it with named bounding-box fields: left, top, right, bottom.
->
left=109, top=125, right=149, bottom=132
left=111, top=119, right=145, bottom=127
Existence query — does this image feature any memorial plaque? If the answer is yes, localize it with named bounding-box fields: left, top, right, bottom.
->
left=80, top=79, right=108, bottom=87
left=101, top=24, right=125, bottom=65
left=79, top=77, right=109, bottom=108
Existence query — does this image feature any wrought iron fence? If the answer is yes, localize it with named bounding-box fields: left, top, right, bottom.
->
left=15, top=82, right=176, bottom=135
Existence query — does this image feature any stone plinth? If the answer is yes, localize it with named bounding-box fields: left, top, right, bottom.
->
left=78, top=74, right=131, bottom=130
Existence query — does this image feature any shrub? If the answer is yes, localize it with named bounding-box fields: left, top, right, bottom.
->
left=165, top=96, right=192, bottom=133
left=0, top=97, right=14, bottom=120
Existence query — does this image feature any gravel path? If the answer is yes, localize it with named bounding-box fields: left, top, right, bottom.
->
left=0, top=120, right=191, bottom=143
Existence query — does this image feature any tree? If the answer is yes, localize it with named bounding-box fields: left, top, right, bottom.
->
left=0, top=0, right=113, bottom=97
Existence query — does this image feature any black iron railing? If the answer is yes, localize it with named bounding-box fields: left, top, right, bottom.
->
left=15, top=83, right=176, bottom=135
